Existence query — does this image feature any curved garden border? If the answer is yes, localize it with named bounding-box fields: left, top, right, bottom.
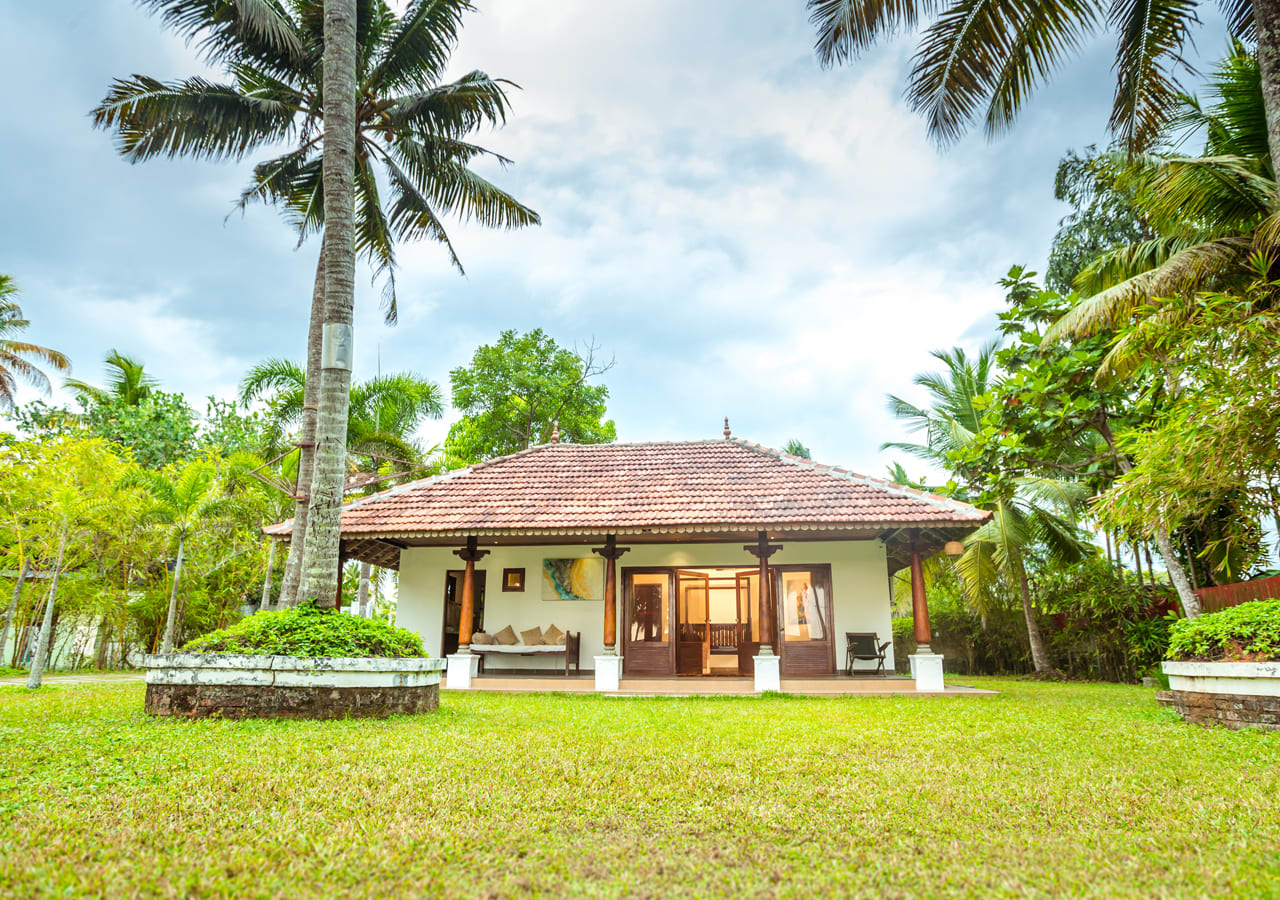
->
left=144, top=653, right=444, bottom=719
left=1158, top=660, right=1280, bottom=731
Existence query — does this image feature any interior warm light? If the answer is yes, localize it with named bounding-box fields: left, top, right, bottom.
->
left=944, top=541, right=965, bottom=557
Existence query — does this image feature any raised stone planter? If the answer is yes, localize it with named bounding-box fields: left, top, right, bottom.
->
left=144, top=653, right=445, bottom=719
left=1159, top=660, right=1280, bottom=731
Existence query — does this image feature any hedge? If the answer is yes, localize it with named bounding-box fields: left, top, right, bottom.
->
left=182, top=605, right=426, bottom=658
left=1165, top=598, right=1280, bottom=662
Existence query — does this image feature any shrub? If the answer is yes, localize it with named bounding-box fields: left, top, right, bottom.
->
left=1165, top=599, right=1280, bottom=662
left=182, top=605, right=426, bottom=658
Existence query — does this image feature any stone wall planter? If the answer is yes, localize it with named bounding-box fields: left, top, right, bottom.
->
left=1159, top=660, right=1280, bottom=731
left=144, top=653, right=445, bottom=719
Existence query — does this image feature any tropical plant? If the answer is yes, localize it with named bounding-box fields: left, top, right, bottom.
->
left=94, top=0, right=539, bottom=610
left=183, top=603, right=423, bottom=657
left=64, top=349, right=158, bottom=407
left=130, top=459, right=235, bottom=652
left=783, top=439, right=812, bottom=459
left=0, top=275, right=70, bottom=411
left=241, top=359, right=443, bottom=608
left=807, top=1, right=1280, bottom=175
left=1049, top=44, right=1278, bottom=357
left=446, top=330, right=616, bottom=462
left=1166, top=597, right=1280, bottom=661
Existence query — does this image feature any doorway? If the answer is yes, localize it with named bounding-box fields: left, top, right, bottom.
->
left=441, top=569, right=486, bottom=657
left=673, top=567, right=759, bottom=676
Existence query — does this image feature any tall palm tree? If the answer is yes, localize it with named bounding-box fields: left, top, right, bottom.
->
left=1049, top=45, right=1276, bottom=362
left=93, top=0, right=539, bottom=608
left=0, top=275, right=70, bottom=411
left=241, top=359, right=444, bottom=608
left=64, top=349, right=158, bottom=406
left=808, top=2, right=1280, bottom=179
left=131, top=460, right=233, bottom=652
left=884, top=344, right=1091, bottom=673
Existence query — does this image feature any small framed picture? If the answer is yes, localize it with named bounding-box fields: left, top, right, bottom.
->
left=502, top=568, right=525, bottom=592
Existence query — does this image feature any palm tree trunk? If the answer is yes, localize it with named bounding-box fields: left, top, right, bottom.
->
left=1156, top=526, right=1201, bottom=618
left=298, top=0, right=358, bottom=607
left=357, top=561, right=371, bottom=617
left=1017, top=563, right=1052, bottom=675
left=260, top=539, right=277, bottom=611
left=26, top=522, right=67, bottom=689
left=1255, top=0, right=1280, bottom=181
left=0, top=560, right=28, bottom=665
left=161, top=534, right=185, bottom=653
left=279, top=250, right=326, bottom=608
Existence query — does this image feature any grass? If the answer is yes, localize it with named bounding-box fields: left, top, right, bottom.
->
left=1, top=679, right=1278, bottom=899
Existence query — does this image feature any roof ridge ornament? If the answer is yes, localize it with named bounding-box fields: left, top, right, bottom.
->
left=551, top=420, right=560, bottom=444
left=723, top=417, right=731, bottom=440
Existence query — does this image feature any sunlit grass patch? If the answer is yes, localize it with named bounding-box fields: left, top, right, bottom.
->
left=1, top=678, right=1277, bottom=898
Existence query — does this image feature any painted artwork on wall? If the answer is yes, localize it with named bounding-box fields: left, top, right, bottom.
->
left=541, top=558, right=604, bottom=602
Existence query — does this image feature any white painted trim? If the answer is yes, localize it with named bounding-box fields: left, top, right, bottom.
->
left=143, top=654, right=443, bottom=689
left=1162, top=660, right=1280, bottom=697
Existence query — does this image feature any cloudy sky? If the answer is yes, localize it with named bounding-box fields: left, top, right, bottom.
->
left=0, top=1, right=1228, bottom=479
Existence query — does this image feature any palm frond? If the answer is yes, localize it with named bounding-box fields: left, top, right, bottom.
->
left=809, top=0, right=938, bottom=67
left=1107, top=0, right=1199, bottom=152
left=367, top=0, right=468, bottom=94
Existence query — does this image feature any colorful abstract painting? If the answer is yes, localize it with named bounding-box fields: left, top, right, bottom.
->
left=541, top=558, right=604, bottom=602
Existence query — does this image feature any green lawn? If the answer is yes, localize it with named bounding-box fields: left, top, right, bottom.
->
left=2, top=680, right=1277, bottom=899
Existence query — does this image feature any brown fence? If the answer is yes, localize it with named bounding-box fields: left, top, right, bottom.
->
left=1193, top=575, right=1280, bottom=614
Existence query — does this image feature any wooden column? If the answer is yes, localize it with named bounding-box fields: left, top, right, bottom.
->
left=453, top=537, right=490, bottom=651
left=592, top=535, right=630, bottom=654
left=910, top=537, right=931, bottom=651
left=744, top=531, right=783, bottom=655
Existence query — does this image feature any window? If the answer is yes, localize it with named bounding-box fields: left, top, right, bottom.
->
left=628, top=572, right=669, bottom=643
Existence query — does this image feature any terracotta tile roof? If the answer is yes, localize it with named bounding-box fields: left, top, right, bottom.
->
left=266, top=439, right=988, bottom=539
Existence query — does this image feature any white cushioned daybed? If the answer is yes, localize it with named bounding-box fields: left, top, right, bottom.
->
left=471, top=626, right=581, bottom=676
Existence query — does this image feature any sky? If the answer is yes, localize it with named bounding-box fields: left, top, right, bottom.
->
left=0, top=1, right=1230, bottom=481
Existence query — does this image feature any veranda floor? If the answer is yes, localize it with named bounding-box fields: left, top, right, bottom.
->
left=444, top=674, right=995, bottom=696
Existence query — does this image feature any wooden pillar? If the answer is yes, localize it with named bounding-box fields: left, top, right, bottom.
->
left=592, top=535, right=630, bottom=654
left=335, top=551, right=347, bottom=612
left=453, top=537, right=490, bottom=651
left=910, top=537, right=931, bottom=650
left=744, top=531, right=783, bottom=655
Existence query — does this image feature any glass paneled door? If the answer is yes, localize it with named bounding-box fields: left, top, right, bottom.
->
left=623, top=569, right=674, bottom=675
left=775, top=566, right=835, bottom=676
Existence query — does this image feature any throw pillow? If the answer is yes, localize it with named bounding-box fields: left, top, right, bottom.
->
left=494, top=625, right=518, bottom=645
left=542, top=624, right=565, bottom=645
left=520, top=626, right=543, bottom=646
left=471, top=632, right=495, bottom=645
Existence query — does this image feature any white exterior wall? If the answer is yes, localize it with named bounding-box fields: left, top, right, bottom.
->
left=397, top=538, right=894, bottom=673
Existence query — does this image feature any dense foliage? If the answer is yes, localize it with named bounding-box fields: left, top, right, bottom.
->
left=1166, top=599, right=1280, bottom=662
left=182, top=605, right=424, bottom=658
left=445, top=329, right=616, bottom=462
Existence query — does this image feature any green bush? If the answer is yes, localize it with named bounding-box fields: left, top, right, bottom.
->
left=181, top=605, right=426, bottom=658
left=1165, top=599, right=1280, bottom=662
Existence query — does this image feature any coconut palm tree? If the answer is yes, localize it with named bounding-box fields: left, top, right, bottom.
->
left=883, top=344, right=1092, bottom=673
left=93, top=0, right=539, bottom=608
left=241, top=359, right=444, bottom=608
left=809, top=2, right=1280, bottom=175
left=64, top=349, right=158, bottom=407
left=0, top=275, right=70, bottom=411
left=1048, top=45, right=1278, bottom=363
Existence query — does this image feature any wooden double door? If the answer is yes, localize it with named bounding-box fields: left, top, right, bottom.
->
left=621, top=565, right=835, bottom=677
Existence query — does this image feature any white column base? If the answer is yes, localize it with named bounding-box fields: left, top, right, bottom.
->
left=594, top=654, right=623, bottom=692
left=754, top=654, right=781, bottom=693
left=909, top=652, right=944, bottom=691
left=446, top=652, right=480, bottom=689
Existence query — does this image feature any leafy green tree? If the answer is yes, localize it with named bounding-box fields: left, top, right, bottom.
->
left=95, top=0, right=539, bottom=609
left=808, top=1, right=1280, bottom=177
left=446, top=330, right=616, bottom=462
left=0, top=275, right=70, bottom=411
left=130, top=459, right=235, bottom=652
left=884, top=336, right=1093, bottom=673
left=955, top=267, right=1202, bottom=617
left=1045, top=146, right=1152, bottom=294
left=65, top=350, right=158, bottom=407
